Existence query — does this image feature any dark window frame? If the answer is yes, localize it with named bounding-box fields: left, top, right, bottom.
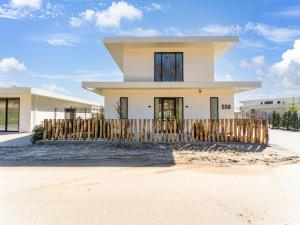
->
left=210, top=97, right=219, bottom=120
left=0, top=98, right=20, bottom=132
left=154, top=52, right=184, bottom=82
left=264, top=101, right=273, bottom=105
left=64, top=108, right=76, bottom=120
left=119, top=97, right=128, bottom=119
left=153, top=97, right=184, bottom=120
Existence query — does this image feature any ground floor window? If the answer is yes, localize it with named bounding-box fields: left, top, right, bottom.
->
left=0, top=98, right=20, bottom=132
left=154, top=97, right=183, bottom=120
left=64, top=108, right=76, bottom=120
left=120, top=97, right=128, bottom=119
left=210, top=97, right=219, bottom=119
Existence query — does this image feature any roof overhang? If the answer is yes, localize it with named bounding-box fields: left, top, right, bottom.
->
left=83, top=81, right=261, bottom=95
left=0, top=87, right=101, bottom=107
left=103, top=36, right=239, bottom=73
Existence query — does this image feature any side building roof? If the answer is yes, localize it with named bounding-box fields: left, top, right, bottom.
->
left=0, top=87, right=101, bottom=107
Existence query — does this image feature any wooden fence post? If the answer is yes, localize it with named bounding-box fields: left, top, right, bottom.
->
left=229, top=119, right=233, bottom=142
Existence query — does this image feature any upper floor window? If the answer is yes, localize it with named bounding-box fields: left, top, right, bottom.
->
left=154, top=52, right=183, bottom=81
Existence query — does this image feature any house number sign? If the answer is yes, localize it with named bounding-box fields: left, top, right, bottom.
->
left=221, top=104, right=231, bottom=109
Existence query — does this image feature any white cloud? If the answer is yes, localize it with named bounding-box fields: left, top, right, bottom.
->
left=46, top=38, right=77, bottom=47
left=143, top=3, right=163, bottom=11
left=215, top=74, right=233, bottom=81
left=164, top=26, right=183, bottom=36
left=29, top=33, right=80, bottom=47
left=69, top=16, right=83, bottom=27
left=82, top=9, right=95, bottom=21
left=70, top=1, right=142, bottom=29
left=270, top=5, right=300, bottom=18
left=150, top=3, right=162, bottom=11
left=251, top=55, right=265, bottom=67
left=0, top=1, right=62, bottom=19
left=240, top=55, right=265, bottom=69
left=238, top=38, right=270, bottom=50
left=0, top=80, right=18, bottom=87
left=118, top=27, right=161, bottom=36
left=272, top=39, right=300, bottom=87
left=40, top=84, right=71, bottom=95
left=0, top=57, right=26, bottom=72
left=95, top=1, right=142, bottom=28
left=245, top=22, right=300, bottom=43
left=29, top=69, right=123, bottom=82
left=199, top=24, right=241, bottom=35
left=10, top=0, right=42, bottom=9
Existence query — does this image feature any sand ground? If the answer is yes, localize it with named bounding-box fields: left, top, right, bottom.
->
left=269, top=129, right=300, bottom=153
left=0, top=164, right=300, bottom=225
left=0, top=131, right=299, bottom=225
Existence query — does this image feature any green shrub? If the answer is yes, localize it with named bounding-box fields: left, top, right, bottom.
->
left=31, top=125, right=44, bottom=144
left=271, top=111, right=282, bottom=129
left=291, top=111, right=299, bottom=130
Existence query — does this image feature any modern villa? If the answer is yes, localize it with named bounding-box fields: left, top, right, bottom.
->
left=83, top=36, right=261, bottom=120
left=240, top=97, right=300, bottom=118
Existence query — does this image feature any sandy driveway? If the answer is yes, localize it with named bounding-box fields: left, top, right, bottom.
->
left=0, top=164, right=300, bottom=225
left=269, top=129, right=300, bottom=154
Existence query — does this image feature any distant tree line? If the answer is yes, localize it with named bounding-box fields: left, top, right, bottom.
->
left=271, top=110, right=299, bottom=131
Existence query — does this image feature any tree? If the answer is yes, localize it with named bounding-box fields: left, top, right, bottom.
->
left=287, top=110, right=293, bottom=130
left=114, top=101, right=124, bottom=119
left=291, top=111, right=299, bottom=131
left=282, top=112, right=288, bottom=130
left=272, top=111, right=276, bottom=128
left=271, top=111, right=281, bottom=129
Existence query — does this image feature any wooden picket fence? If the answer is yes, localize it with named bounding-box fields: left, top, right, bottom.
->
left=42, top=118, right=269, bottom=144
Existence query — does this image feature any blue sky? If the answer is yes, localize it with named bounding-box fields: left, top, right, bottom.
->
left=1, top=0, right=300, bottom=108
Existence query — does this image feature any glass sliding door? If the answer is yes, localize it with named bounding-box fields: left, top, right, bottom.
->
left=0, top=98, right=20, bottom=132
left=7, top=99, right=20, bottom=131
left=154, top=97, right=183, bottom=120
left=0, top=99, right=6, bottom=131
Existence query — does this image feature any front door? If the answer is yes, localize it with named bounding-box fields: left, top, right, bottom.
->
left=0, top=98, right=20, bottom=132
left=162, top=98, right=176, bottom=120
left=154, top=97, right=183, bottom=120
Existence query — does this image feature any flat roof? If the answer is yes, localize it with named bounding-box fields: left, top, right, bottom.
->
left=82, top=81, right=261, bottom=95
left=103, top=36, right=239, bottom=73
left=240, top=96, right=300, bottom=103
left=0, top=87, right=101, bottom=107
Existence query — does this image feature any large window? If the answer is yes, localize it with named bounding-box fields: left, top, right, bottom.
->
left=154, top=52, right=183, bottom=81
left=0, top=98, right=20, bottom=132
left=154, top=97, right=183, bottom=120
left=210, top=97, right=219, bottom=120
left=120, top=97, right=128, bottom=119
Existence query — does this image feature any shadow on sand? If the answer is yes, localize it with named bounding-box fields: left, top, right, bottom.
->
left=0, top=132, right=31, bottom=147
left=0, top=141, right=268, bottom=167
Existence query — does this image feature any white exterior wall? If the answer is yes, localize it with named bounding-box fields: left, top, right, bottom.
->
left=0, top=92, right=32, bottom=132
left=31, top=95, right=93, bottom=130
left=104, top=89, right=234, bottom=119
left=123, top=47, right=214, bottom=82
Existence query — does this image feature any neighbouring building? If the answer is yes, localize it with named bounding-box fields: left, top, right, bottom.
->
left=0, top=87, right=102, bottom=132
left=83, top=36, right=261, bottom=120
left=240, top=97, right=300, bottom=119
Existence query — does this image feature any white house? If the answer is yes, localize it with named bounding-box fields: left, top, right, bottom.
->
left=83, top=36, right=261, bottom=120
left=240, top=97, right=300, bottom=118
left=0, top=87, right=101, bottom=132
